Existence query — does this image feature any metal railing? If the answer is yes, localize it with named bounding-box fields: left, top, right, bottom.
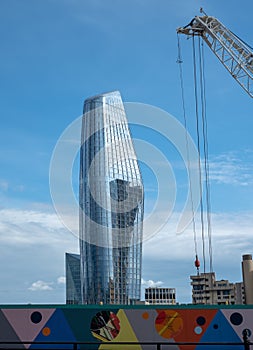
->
left=0, top=338, right=251, bottom=350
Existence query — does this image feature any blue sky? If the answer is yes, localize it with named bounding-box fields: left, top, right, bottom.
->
left=1, top=0, right=253, bottom=304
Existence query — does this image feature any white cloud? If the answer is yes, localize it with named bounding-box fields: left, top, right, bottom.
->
left=57, top=276, right=66, bottom=284
left=14, top=185, right=25, bottom=192
left=0, top=208, right=63, bottom=229
left=143, top=210, right=253, bottom=262
left=142, top=210, right=253, bottom=302
left=141, top=278, right=164, bottom=288
left=0, top=206, right=78, bottom=303
left=0, top=204, right=252, bottom=303
left=28, top=280, right=53, bottom=291
left=0, top=179, right=26, bottom=193
left=0, top=180, right=9, bottom=192
left=208, top=151, right=253, bottom=186
left=0, top=208, right=77, bottom=246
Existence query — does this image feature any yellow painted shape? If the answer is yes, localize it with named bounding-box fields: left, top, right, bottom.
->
left=159, top=312, right=178, bottom=336
left=92, top=331, right=109, bottom=342
left=99, top=309, right=142, bottom=350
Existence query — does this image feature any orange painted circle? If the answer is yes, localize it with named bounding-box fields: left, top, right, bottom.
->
left=155, top=310, right=183, bottom=339
left=142, top=312, right=149, bottom=320
left=42, top=327, right=51, bottom=336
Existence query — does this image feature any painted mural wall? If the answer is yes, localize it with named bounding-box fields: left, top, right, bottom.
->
left=0, top=305, right=252, bottom=349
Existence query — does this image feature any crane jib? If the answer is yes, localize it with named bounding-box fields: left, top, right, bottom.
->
left=177, top=14, right=253, bottom=98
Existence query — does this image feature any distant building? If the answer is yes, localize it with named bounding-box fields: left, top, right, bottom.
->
left=190, top=272, right=243, bottom=305
left=65, top=253, right=81, bottom=304
left=242, top=254, right=253, bottom=304
left=145, top=287, right=176, bottom=305
left=235, top=282, right=245, bottom=304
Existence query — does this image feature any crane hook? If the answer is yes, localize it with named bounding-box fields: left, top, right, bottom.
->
left=195, top=255, right=200, bottom=275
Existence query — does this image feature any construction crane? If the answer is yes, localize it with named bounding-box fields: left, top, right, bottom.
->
left=176, top=10, right=252, bottom=302
left=177, top=8, right=253, bottom=98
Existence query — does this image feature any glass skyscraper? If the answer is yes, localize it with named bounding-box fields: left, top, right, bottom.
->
left=65, top=253, right=81, bottom=304
left=79, top=91, right=144, bottom=305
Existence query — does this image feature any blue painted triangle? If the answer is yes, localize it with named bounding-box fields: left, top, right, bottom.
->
left=30, top=309, right=76, bottom=349
left=196, top=310, right=244, bottom=350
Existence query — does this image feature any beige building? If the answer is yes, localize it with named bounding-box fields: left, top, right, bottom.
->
left=190, top=272, right=244, bottom=305
left=145, top=287, right=176, bottom=305
left=235, top=282, right=245, bottom=304
left=242, top=254, right=253, bottom=304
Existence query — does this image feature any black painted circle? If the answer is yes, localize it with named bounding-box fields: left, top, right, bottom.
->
left=243, top=329, right=252, bottom=337
left=196, top=316, right=206, bottom=326
left=30, top=311, right=42, bottom=324
left=213, top=324, right=218, bottom=329
left=230, top=312, right=243, bottom=326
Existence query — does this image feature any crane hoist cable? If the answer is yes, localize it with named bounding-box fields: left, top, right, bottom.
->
left=177, top=31, right=214, bottom=281
left=193, top=34, right=214, bottom=278
left=197, top=37, right=213, bottom=274
left=177, top=33, right=200, bottom=275
left=192, top=35, right=207, bottom=276
left=192, top=34, right=214, bottom=303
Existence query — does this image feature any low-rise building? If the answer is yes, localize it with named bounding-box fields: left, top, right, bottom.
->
left=145, top=287, right=176, bottom=305
left=235, top=282, right=245, bottom=304
left=190, top=272, right=243, bottom=305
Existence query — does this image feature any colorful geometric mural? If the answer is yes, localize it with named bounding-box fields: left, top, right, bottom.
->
left=0, top=305, right=251, bottom=349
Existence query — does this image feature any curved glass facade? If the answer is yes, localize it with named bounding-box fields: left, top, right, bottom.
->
left=79, top=91, right=144, bottom=304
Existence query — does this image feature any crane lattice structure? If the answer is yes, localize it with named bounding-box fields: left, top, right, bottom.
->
left=177, top=9, right=253, bottom=98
